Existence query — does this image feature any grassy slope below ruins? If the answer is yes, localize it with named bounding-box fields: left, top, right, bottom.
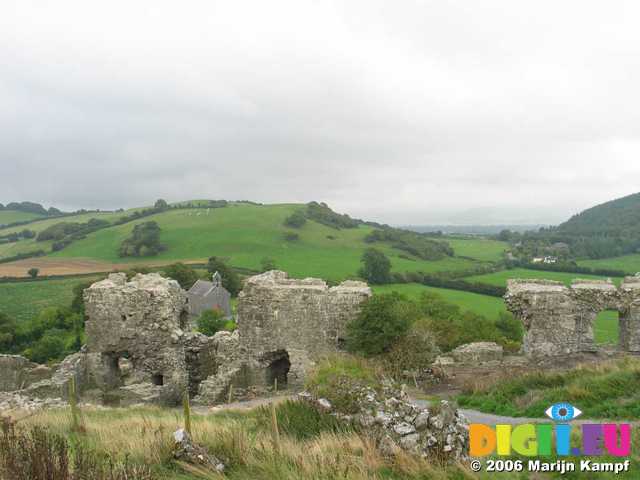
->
left=458, top=357, right=640, bottom=419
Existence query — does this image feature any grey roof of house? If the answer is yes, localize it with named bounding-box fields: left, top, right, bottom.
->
left=188, top=279, right=216, bottom=297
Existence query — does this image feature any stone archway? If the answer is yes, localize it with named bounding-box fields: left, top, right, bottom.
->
left=265, top=350, right=291, bottom=388
left=505, top=278, right=640, bottom=357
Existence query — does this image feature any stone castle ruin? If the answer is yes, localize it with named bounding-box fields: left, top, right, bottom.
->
left=196, top=271, right=371, bottom=402
left=0, top=271, right=370, bottom=406
left=505, top=277, right=640, bottom=357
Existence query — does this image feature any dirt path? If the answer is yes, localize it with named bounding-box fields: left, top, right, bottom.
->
left=192, top=395, right=294, bottom=414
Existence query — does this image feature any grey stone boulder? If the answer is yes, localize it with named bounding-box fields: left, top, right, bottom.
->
left=173, top=428, right=225, bottom=473
left=450, top=342, right=503, bottom=363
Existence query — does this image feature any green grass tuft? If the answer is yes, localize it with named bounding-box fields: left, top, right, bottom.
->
left=457, top=357, right=640, bottom=419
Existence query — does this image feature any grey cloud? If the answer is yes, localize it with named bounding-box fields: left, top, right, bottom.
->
left=1, top=0, right=640, bottom=224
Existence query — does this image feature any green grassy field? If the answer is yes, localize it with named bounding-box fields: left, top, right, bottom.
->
left=49, top=204, right=480, bottom=281
left=445, top=237, right=507, bottom=262
left=373, top=283, right=619, bottom=343
left=595, top=310, right=619, bottom=344
left=579, top=253, right=640, bottom=275
left=0, top=237, right=54, bottom=258
left=0, top=277, right=100, bottom=322
left=0, top=210, right=45, bottom=225
left=0, top=211, right=125, bottom=236
left=373, top=283, right=507, bottom=319
left=466, top=267, right=622, bottom=287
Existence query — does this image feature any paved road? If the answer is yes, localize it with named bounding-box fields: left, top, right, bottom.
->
left=413, top=399, right=640, bottom=426
left=193, top=394, right=638, bottom=426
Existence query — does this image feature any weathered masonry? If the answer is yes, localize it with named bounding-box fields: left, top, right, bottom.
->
left=196, top=271, right=371, bottom=402
left=505, top=277, right=640, bottom=357
left=0, top=271, right=370, bottom=407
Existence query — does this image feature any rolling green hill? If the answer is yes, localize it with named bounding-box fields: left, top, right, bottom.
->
left=48, top=203, right=483, bottom=281
left=0, top=210, right=45, bottom=225
left=519, top=191, right=640, bottom=259
left=557, top=191, right=640, bottom=236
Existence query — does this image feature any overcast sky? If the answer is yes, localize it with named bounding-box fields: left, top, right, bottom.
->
left=2, top=1, right=640, bottom=225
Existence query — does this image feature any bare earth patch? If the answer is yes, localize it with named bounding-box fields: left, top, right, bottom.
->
left=0, top=258, right=206, bottom=278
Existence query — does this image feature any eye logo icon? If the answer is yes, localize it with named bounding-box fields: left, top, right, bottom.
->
left=545, top=402, right=582, bottom=422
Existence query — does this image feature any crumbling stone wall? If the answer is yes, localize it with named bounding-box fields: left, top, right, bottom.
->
left=505, top=277, right=640, bottom=356
left=83, top=273, right=193, bottom=403
left=1, top=271, right=370, bottom=407
left=0, top=355, right=52, bottom=392
left=195, top=271, right=371, bottom=403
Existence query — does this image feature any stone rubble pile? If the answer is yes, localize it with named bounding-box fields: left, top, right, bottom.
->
left=299, top=380, right=469, bottom=462
left=172, top=428, right=225, bottom=473
left=0, top=392, right=67, bottom=411
left=435, top=341, right=504, bottom=365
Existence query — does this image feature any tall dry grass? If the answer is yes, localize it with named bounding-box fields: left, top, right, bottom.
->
left=15, top=405, right=475, bottom=479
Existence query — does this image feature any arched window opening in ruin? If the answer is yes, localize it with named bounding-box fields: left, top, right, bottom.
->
left=151, top=374, right=164, bottom=386
left=594, top=310, right=620, bottom=346
left=266, top=351, right=291, bottom=388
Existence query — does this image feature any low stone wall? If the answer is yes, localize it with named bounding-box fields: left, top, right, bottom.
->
left=300, top=381, right=469, bottom=462
left=0, top=355, right=52, bottom=392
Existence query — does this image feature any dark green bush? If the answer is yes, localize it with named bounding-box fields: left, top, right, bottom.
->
left=346, top=293, right=417, bottom=356
left=197, top=309, right=227, bottom=336
left=162, top=263, right=199, bottom=289
left=283, top=210, right=307, bottom=228
left=119, top=221, right=166, bottom=257
left=358, top=248, right=391, bottom=285
left=305, top=355, right=380, bottom=413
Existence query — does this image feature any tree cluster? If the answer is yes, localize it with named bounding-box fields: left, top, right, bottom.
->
left=305, top=202, right=360, bottom=229
left=283, top=210, right=307, bottom=228
left=346, top=290, right=523, bottom=364
left=207, top=256, right=242, bottom=296
left=118, top=221, right=166, bottom=257
left=0, top=281, right=91, bottom=363
left=364, top=228, right=453, bottom=261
